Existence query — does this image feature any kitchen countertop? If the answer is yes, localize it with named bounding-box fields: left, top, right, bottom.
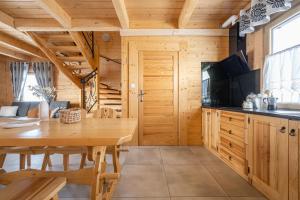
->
left=202, top=105, right=300, bottom=120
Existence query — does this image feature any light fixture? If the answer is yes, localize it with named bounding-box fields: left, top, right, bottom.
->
left=221, top=15, right=239, bottom=28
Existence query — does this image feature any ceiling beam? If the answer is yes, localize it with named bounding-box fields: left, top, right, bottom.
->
left=0, top=10, right=34, bottom=42
left=69, top=32, right=96, bottom=70
left=37, top=0, right=72, bottom=28
left=178, top=0, right=198, bottom=28
left=0, top=45, right=32, bottom=61
left=112, top=0, right=129, bottom=29
left=120, top=29, right=228, bottom=37
left=27, top=32, right=82, bottom=89
left=15, top=18, right=121, bottom=32
left=0, top=32, right=45, bottom=58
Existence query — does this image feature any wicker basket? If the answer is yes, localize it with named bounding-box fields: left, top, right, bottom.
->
left=59, top=108, right=81, bottom=124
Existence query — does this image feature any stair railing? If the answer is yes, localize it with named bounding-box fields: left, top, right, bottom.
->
left=81, top=69, right=98, bottom=113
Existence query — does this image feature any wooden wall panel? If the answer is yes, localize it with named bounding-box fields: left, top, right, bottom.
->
left=0, top=59, right=13, bottom=106
left=246, top=28, right=264, bottom=70
left=122, top=36, right=228, bottom=145
left=53, top=67, right=81, bottom=107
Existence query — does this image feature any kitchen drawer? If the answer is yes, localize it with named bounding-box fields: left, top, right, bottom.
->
left=221, top=111, right=246, bottom=128
left=220, top=135, right=245, bottom=159
left=219, top=146, right=247, bottom=175
left=220, top=123, right=246, bottom=142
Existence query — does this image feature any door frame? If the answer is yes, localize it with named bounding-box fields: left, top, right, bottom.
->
left=138, top=51, right=179, bottom=145
left=128, top=41, right=181, bottom=145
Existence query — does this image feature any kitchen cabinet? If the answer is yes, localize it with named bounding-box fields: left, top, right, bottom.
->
left=288, top=120, right=300, bottom=200
left=219, top=111, right=249, bottom=178
left=202, top=108, right=211, bottom=147
left=249, top=115, right=289, bottom=200
left=210, top=109, right=220, bottom=153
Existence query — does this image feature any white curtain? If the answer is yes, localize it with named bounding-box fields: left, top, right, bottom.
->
left=264, top=45, right=300, bottom=103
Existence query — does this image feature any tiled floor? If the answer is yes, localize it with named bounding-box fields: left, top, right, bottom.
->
left=1, top=146, right=267, bottom=200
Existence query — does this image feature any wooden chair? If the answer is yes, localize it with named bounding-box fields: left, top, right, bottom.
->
left=41, top=109, right=88, bottom=171
left=93, top=107, right=127, bottom=173
left=0, top=147, right=51, bottom=170
left=0, top=177, right=66, bottom=200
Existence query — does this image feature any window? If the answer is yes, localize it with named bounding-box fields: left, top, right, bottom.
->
left=22, top=73, right=41, bottom=102
left=272, top=13, right=300, bottom=53
left=264, top=12, right=300, bottom=105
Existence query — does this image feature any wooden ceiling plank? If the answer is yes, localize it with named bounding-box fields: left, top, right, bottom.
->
left=112, top=0, right=129, bottom=29
left=27, top=32, right=82, bottom=89
left=15, top=18, right=121, bottom=31
left=37, top=0, right=72, bottom=28
left=0, top=45, right=32, bottom=61
left=178, top=0, right=198, bottom=28
left=69, top=31, right=96, bottom=70
left=0, top=32, right=45, bottom=58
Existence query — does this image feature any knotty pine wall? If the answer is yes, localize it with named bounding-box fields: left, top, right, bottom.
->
left=0, top=57, right=13, bottom=106
left=54, top=67, right=81, bottom=107
left=122, top=36, right=229, bottom=145
left=96, top=32, right=121, bottom=90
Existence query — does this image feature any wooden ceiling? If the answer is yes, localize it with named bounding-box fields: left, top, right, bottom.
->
left=0, top=0, right=250, bottom=87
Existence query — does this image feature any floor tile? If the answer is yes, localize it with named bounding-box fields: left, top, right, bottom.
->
left=172, top=198, right=230, bottom=200
left=160, top=148, right=201, bottom=165
left=190, top=147, right=222, bottom=165
left=164, top=165, right=226, bottom=197
left=230, top=198, right=267, bottom=200
left=59, top=184, right=90, bottom=198
left=206, top=166, right=262, bottom=197
left=113, top=165, right=169, bottom=198
left=125, top=148, right=162, bottom=165
left=113, top=198, right=170, bottom=200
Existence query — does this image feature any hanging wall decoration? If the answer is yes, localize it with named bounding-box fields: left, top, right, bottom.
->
left=250, top=0, right=271, bottom=26
left=266, top=0, right=292, bottom=15
left=239, top=9, right=255, bottom=37
left=239, top=0, right=293, bottom=37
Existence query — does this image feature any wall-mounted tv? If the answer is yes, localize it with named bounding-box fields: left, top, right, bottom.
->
left=201, top=51, right=260, bottom=107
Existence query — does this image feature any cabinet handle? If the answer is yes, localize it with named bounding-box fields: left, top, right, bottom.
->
left=228, top=130, right=232, bottom=134
left=228, top=155, right=232, bottom=160
left=289, top=129, right=296, bottom=136
left=229, top=142, right=232, bottom=147
left=280, top=126, right=286, bottom=133
left=229, top=117, right=232, bottom=121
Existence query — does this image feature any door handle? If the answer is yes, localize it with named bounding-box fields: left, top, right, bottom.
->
left=139, top=90, right=146, bottom=102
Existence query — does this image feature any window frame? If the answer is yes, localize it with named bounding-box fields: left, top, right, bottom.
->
left=270, top=11, right=300, bottom=54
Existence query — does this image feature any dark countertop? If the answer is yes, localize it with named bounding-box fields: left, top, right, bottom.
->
left=202, top=105, right=300, bottom=120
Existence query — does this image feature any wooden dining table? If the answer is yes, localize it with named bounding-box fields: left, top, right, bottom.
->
left=0, top=118, right=138, bottom=200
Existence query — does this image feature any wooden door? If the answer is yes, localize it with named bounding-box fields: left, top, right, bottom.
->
left=138, top=51, right=178, bottom=145
left=288, top=120, right=300, bottom=200
left=250, top=115, right=289, bottom=200
left=202, top=108, right=211, bottom=147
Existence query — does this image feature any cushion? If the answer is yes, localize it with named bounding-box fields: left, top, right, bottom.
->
left=27, top=107, right=39, bottom=118
left=50, top=107, right=60, bottom=118
left=12, top=102, right=31, bottom=117
left=0, top=106, right=19, bottom=117
left=50, top=101, right=70, bottom=118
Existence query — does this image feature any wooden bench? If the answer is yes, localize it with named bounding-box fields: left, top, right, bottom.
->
left=0, top=177, right=66, bottom=200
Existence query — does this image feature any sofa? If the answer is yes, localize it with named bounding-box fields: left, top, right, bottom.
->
left=10, top=101, right=70, bottom=118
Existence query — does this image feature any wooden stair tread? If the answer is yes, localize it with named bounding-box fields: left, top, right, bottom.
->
left=99, top=88, right=121, bottom=94
left=48, top=45, right=80, bottom=53
left=58, top=56, right=86, bottom=62
left=0, top=177, right=66, bottom=200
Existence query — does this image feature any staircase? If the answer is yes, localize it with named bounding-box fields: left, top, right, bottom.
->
left=99, top=83, right=122, bottom=117
left=27, top=31, right=98, bottom=87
